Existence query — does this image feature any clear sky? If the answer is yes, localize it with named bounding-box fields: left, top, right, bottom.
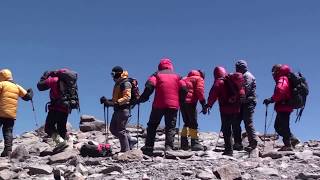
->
left=0, top=1, right=319, bottom=141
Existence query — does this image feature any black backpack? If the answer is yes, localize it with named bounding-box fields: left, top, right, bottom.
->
left=52, top=69, right=80, bottom=113
left=287, top=72, right=309, bottom=122
left=121, top=78, right=140, bottom=108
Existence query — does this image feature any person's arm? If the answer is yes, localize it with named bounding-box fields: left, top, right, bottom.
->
left=196, top=78, right=206, bottom=106
left=207, top=80, right=221, bottom=108
left=179, top=79, right=188, bottom=105
left=138, top=76, right=156, bottom=103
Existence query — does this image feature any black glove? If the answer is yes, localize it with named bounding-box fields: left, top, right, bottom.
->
left=100, top=96, right=107, bottom=104
left=40, top=71, right=52, bottom=81
left=263, top=98, right=274, bottom=105
left=200, top=100, right=207, bottom=115
left=27, top=88, right=34, bottom=99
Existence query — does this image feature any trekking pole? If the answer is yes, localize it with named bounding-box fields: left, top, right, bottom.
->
left=263, top=104, right=268, bottom=152
left=137, top=104, right=140, bottom=149
left=30, top=99, right=39, bottom=128
left=103, top=105, right=109, bottom=143
left=177, top=109, right=181, bottom=150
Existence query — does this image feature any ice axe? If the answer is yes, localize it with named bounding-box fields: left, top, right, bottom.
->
left=103, top=105, right=109, bottom=143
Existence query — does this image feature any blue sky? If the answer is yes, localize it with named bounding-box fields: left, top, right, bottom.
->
left=0, top=1, right=319, bottom=140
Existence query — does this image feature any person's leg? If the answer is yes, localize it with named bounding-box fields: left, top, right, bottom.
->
left=111, top=109, right=131, bottom=152
left=56, top=112, right=68, bottom=140
left=44, top=111, right=58, bottom=138
left=164, top=108, right=178, bottom=150
left=1, top=119, right=14, bottom=157
left=276, top=112, right=293, bottom=151
left=188, top=103, right=204, bottom=151
left=221, top=113, right=233, bottom=156
left=243, top=103, right=258, bottom=150
left=180, top=103, right=190, bottom=150
left=232, top=111, right=243, bottom=151
left=142, top=108, right=163, bottom=153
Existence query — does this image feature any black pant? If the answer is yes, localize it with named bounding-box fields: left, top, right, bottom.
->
left=274, top=112, right=292, bottom=145
left=221, top=113, right=240, bottom=151
left=109, top=109, right=130, bottom=152
left=45, top=110, right=68, bottom=139
left=145, top=108, right=177, bottom=148
left=235, top=102, right=258, bottom=146
left=0, top=118, right=15, bottom=151
left=181, top=103, right=198, bottom=129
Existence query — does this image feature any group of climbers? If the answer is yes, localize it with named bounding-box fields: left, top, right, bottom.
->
left=0, top=58, right=306, bottom=158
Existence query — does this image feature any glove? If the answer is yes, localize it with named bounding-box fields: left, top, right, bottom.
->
left=200, top=100, right=207, bottom=115
left=263, top=98, right=273, bottom=105
left=27, top=88, right=34, bottom=99
left=100, top=96, right=107, bottom=104
left=40, top=71, right=52, bottom=80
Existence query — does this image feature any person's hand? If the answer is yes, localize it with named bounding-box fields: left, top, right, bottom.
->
left=27, top=88, right=34, bottom=99
left=263, top=98, right=273, bottom=105
left=100, top=96, right=107, bottom=105
left=201, top=104, right=208, bottom=115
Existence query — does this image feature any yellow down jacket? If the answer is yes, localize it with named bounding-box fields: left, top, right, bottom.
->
left=0, top=69, right=27, bottom=119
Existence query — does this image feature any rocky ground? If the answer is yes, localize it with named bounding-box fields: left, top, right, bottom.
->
left=0, top=114, right=320, bottom=180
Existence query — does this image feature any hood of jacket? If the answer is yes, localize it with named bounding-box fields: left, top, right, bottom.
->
left=213, top=66, right=227, bottom=79
left=0, top=69, right=13, bottom=82
left=158, top=58, right=174, bottom=71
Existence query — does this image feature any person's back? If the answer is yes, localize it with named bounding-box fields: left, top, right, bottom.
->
left=150, top=59, right=181, bottom=109
left=0, top=69, right=32, bottom=157
left=0, top=70, right=28, bottom=119
left=184, top=70, right=205, bottom=104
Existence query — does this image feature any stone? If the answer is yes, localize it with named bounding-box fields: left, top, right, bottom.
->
left=0, top=163, right=10, bottom=171
left=296, top=172, right=320, bottom=179
left=142, top=173, right=151, bottom=180
left=99, top=164, right=123, bottom=174
left=0, top=169, right=18, bottom=180
left=26, top=164, right=53, bottom=175
left=80, top=115, right=96, bottom=123
left=260, top=151, right=283, bottom=159
left=255, top=167, right=279, bottom=176
left=196, top=170, right=215, bottom=180
left=48, top=150, right=77, bottom=164
left=79, top=121, right=105, bottom=132
left=66, top=172, right=85, bottom=180
left=314, top=151, right=320, bottom=157
left=10, top=145, right=30, bottom=162
left=76, top=163, right=88, bottom=176
left=295, top=150, right=313, bottom=160
left=115, top=149, right=143, bottom=162
left=213, top=163, right=241, bottom=180
left=165, top=150, right=194, bottom=159
left=182, top=170, right=193, bottom=176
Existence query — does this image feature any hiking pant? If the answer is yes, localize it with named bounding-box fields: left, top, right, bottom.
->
left=110, top=109, right=130, bottom=152
left=180, top=103, right=198, bottom=138
left=235, top=102, right=258, bottom=147
left=145, top=108, right=177, bottom=148
left=274, top=112, right=293, bottom=146
left=0, top=118, right=14, bottom=152
left=45, top=110, right=68, bottom=139
left=221, top=113, right=240, bottom=151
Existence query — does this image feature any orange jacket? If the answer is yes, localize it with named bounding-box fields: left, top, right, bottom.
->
left=0, top=69, right=27, bottom=119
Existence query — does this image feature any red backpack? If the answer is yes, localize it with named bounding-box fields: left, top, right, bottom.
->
left=224, top=72, right=246, bottom=104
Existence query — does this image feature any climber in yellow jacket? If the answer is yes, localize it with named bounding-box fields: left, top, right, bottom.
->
left=0, top=69, right=33, bottom=157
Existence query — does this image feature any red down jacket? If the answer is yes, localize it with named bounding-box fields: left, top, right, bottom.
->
left=271, top=65, right=293, bottom=113
left=183, top=70, right=205, bottom=104
left=147, top=58, right=184, bottom=109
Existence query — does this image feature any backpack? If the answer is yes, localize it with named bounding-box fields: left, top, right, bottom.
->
left=119, top=78, right=140, bottom=108
left=287, top=72, right=309, bottom=122
left=223, top=72, right=246, bottom=104
left=80, top=142, right=112, bottom=157
left=51, top=69, right=80, bottom=113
